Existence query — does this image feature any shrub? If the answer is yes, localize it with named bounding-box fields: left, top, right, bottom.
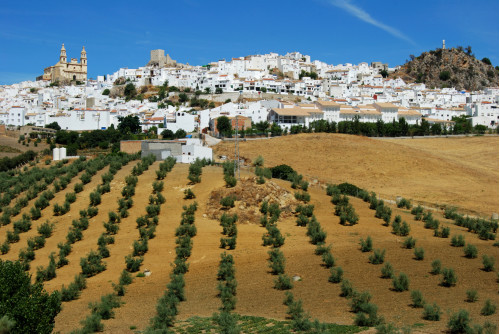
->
left=482, top=255, right=495, bottom=272
left=220, top=196, right=235, bottom=209
left=13, top=216, right=31, bottom=232
left=397, top=197, right=412, bottom=209
left=80, top=173, right=91, bottom=184
left=414, top=247, right=425, bottom=260
left=439, top=226, right=450, bottom=238
left=322, top=252, right=335, bottom=268
left=329, top=267, right=343, bottom=283
left=350, top=291, right=372, bottom=313
left=381, top=262, right=394, bottom=279
left=466, top=289, right=478, bottom=303
left=37, top=221, right=54, bottom=238
left=89, top=294, right=121, bottom=320
left=340, top=279, right=355, bottom=298
left=7, top=230, right=20, bottom=243
left=441, top=268, right=457, bottom=287
left=103, top=222, right=119, bottom=235
left=451, top=234, right=465, bottom=247
left=481, top=299, right=496, bottom=316
left=125, top=255, right=143, bottom=273
left=430, top=259, right=442, bottom=275
left=65, top=192, right=77, bottom=204
left=354, top=302, right=383, bottom=327
left=410, top=290, right=425, bottom=308
left=411, top=205, right=424, bottom=220
left=463, top=244, right=478, bottom=258
left=89, top=191, right=101, bottom=207
left=61, top=274, right=86, bottom=301
left=268, top=249, right=285, bottom=275
left=274, top=274, right=293, bottom=290
left=448, top=309, right=471, bottom=333
left=294, top=191, right=310, bottom=203
left=253, top=155, right=264, bottom=167
left=0, top=242, right=10, bottom=254
left=184, top=188, right=195, bottom=199
left=403, top=236, right=416, bottom=249
left=224, top=174, right=237, bottom=188
left=270, top=164, right=296, bottom=180
left=80, top=251, right=106, bottom=277
left=360, top=236, right=373, bottom=252
left=30, top=207, right=42, bottom=220
left=423, top=303, right=441, bottom=321
left=392, top=273, right=410, bottom=292
left=369, top=249, right=385, bottom=264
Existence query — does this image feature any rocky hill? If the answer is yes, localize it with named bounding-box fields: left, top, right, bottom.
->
left=391, top=47, right=499, bottom=91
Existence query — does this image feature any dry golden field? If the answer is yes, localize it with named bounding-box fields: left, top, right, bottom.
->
left=0, top=134, right=498, bottom=333
left=215, top=134, right=499, bottom=216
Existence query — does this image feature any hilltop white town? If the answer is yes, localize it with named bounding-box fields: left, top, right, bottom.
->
left=0, top=43, right=498, bottom=138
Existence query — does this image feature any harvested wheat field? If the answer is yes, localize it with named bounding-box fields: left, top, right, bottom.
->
left=0, top=136, right=497, bottom=333
left=215, top=134, right=499, bottom=216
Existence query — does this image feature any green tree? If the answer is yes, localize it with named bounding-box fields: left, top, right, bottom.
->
left=439, top=71, right=451, bottom=81
left=124, top=83, right=137, bottom=100
left=45, top=122, right=61, bottom=131
left=0, top=260, right=62, bottom=334
left=118, top=115, right=141, bottom=134
left=179, top=93, right=188, bottom=103
left=174, top=129, right=187, bottom=139
left=102, top=89, right=110, bottom=96
left=482, top=58, right=492, bottom=66
left=161, top=129, right=175, bottom=140
left=380, top=69, right=389, bottom=78
left=255, top=121, right=270, bottom=133
left=217, top=116, right=232, bottom=137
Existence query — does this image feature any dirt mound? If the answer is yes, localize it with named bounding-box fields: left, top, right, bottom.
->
left=205, top=177, right=299, bottom=223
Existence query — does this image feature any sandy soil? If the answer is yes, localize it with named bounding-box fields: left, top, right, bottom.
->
left=214, top=134, right=499, bottom=216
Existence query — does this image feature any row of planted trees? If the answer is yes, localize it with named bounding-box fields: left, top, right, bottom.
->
left=328, top=181, right=497, bottom=330
left=73, top=154, right=163, bottom=332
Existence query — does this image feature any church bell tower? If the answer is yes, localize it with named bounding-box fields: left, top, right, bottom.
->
left=60, top=43, right=67, bottom=63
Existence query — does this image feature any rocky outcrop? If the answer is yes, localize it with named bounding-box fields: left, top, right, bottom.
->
left=392, top=48, right=498, bottom=91
left=205, top=177, right=299, bottom=224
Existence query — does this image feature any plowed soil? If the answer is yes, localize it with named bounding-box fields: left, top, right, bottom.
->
left=0, top=134, right=498, bottom=333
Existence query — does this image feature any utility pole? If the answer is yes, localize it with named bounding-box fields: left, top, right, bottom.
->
left=234, top=115, right=240, bottom=180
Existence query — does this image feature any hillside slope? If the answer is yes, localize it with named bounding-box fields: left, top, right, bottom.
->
left=391, top=48, right=499, bottom=91
left=214, top=134, right=499, bottom=216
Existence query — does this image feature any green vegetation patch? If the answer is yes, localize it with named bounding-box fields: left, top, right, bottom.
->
left=174, top=314, right=364, bottom=333
left=0, top=145, right=22, bottom=153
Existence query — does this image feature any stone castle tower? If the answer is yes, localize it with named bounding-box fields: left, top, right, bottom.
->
left=42, top=44, right=87, bottom=83
left=147, top=49, right=177, bottom=67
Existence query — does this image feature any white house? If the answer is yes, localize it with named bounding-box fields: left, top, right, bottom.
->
left=48, top=109, right=111, bottom=131
left=164, top=111, right=196, bottom=133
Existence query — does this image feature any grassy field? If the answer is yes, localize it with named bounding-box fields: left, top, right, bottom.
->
left=0, top=134, right=497, bottom=333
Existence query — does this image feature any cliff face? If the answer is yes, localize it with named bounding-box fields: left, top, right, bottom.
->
left=391, top=48, right=499, bottom=91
